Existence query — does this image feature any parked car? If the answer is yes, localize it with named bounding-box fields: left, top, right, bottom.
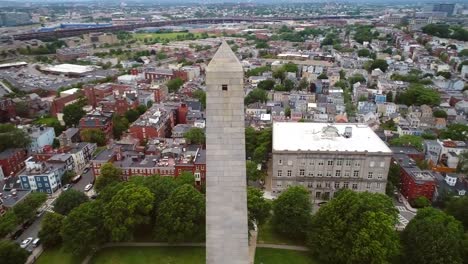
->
left=11, top=229, right=23, bottom=240
left=84, top=184, right=93, bottom=192
left=63, top=184, right=71, bottom=191
left=71, top=175, right=82, bottom=183
left=32, top=238, right=40, bottom=247
left=83, top=167, right=90, bottom=174
left=20, top=237, right=33, bottom=248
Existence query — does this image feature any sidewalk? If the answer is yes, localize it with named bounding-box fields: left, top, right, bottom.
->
left=25, top=245, right=43, bottom=264
left=399, top=193, right=418, bottom=213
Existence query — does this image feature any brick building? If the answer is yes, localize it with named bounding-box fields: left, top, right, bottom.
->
left=56, top=47, right=88, bottom=62
left=84, top=83, right=131, bottom=108
left=50, top=91, right=83, bottom=116
left=78, top=110, right=114, bottom=141
left=0, top=148, right=27, bottom=179
left=128, top=104, right=175, bottom=142
left=144, top=68, right=188, bottom=82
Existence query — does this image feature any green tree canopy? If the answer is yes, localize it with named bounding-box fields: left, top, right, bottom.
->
left=272, top=186, right=311, bottom=239
left=257, top=79, right=276, bottom=91
left=245, top=88, right=268, bottom=105
left=0, top=239, right=29, bottom=264
left=389, top=135, right=423, bottom=151
left=247, top=187, right=271, bottom=231
left=283, top=79, right=295, bottom=91
left=184, top=127, right=205, bottom=145
left=370, top=59, right=389, bottom=72
left=308, top=190, right=399, bottom=264
left=80, top=128, right=106, bottom=146
left=272, top=69, right=286, bottom=83
left=412, top=196, right=431, bottom=208
left=112, top=115, right=129, bottom=139
left=192, top=90, right=206, bottom=109
left=395, top=84, right=441, bottom=106
left=53, top=189, right=89, bottom=215
left=439, top=124, right=468, bottom=141
left=95, top=163, right=123, bottom=192
left=0, top=211, right=17, bottom=238
left=357, top=49, right=371, bottom=57
left=124, top=109, right=141, bottom=123
left=39, top=212, right=65, bottom=248
left=63, top=103, right=86, bottom=127
left=433, top=109, right=447, bottom=118
left=282, top=63, right=298, bottom=73
left=61, top=201, right=107, bottom=255
left=348, top=74, right=366, bottom=86
left=13, top=192, right=47, bottom=223
left=297, top=78, right=309, bottom=91
left=0, top=124, right=31, bottom=152
left=156, top=184, right=205, bottom=242
left=402, top=208, right=464, bottom=264
left=166, top=77, right=185, bottom=93
left=445, top=196, right=468, bottom=230
left=246, top=160, right=261, bottom=182
left=104, top=183, right=154, bottom=241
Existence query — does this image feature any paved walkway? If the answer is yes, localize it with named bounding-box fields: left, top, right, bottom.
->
left=81, top=241, right=308, bottom=264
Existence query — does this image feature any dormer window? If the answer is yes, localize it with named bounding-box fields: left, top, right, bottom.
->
left=222, top=84, right=228, bottom=91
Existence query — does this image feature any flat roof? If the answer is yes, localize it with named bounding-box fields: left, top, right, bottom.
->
left=0, top=62, right=27, bottom=69
left=43, top=64, right=95, bottom=74
left=273, top=122, right=392, bottom=153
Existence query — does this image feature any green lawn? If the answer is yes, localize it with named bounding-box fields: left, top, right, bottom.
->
left=90, top=247, right=205, bottom=264
left=36, top=247, right=83, bottom=264
left=133, top=32, right=205, bottom=41
left=257, top=220, right=306, bottom=246
left=255, top=248, right=318, bottom=264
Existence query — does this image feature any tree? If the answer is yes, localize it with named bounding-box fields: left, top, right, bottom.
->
left=39, top=212, right=64, bottom=248
left=192, top=90, right=206, bottom=109
left=80, top=128, right=106, bottom=146
left=402, top=208, right=464, bottom=264
left=317, top=72, right=328, bottom=79
left=0, top=211, right=17, bottom=238
left=166, top=77, right=184, bottom=93
left=395, top=84, right=441, bottom=106
left=297, top=78, right=309, bottom=91
left=54, top=190, right=89, bottom=215
left=445, top=196, right=468, bottom=230
left=412, top=196, right=431, bottom=208
left=348, top=74, right=366, bottom=86
left=124, top=109, right=141, bottom=123
left=272, top=69, right=286, bottom=83
left=245, top=89, right=268, bottom=105
left=35, top=116, right=65, bottom=136
left=0, top=124, right=31, bottom=152
left=13, top=192, right=47, bottom=224
left=156, top=184, right=205, bottom=242
left=247, top=187, right=271, bottom=231
left=283, top=79, right=295, bottom=91
left=246, top=160, right=261, bottom=182
left=459, top=49, right=468, bottom=57
left=104, top=183, right=154, bottom=241
left=61, top=202, right=107, bottom=255
left=357, top=48, right=371, bottom=57
left=272, top=186, right=311, bottom=239
left=433, top=109, right=447, bottom=118
left=436, top=71, right=451, bottom=79
left=439, top=124, right=468, bottom=141
left=113, top=115, right=129, bottom=139
left=184, top=127, right=205, bottom=145
left=282, top=62, right=298, bottom=73
left=0, top=240, right=29, bottom=264
left=370, top=59, right=389, bottom=72
left=308, top=190, right=400, bottom=264
left=94, top=162, right=121, bottom=191
left=386, top=91, right=393, bottom=102
left=136, top=105, right=147, bottom=115
left=257, top=79, right=276, bottom=91
left=457, top=151, right=468, bottom=174
left=390, top=135, right=424, bottom=151
left=63, top=103, right=85, bottom=127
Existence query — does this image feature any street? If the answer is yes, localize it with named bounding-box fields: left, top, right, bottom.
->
left=71, top=167, right=95, bottom=192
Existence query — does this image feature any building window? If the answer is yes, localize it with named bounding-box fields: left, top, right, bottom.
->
left=318, top=160, right=324, bottom=166
left=326, top=171, right=332, bottom=177
left=38, top=183, right=42, bottom=187
left=344, top=171, right=350, bottom=177
left=378, top=173, right=383, bottom=179
left=335, top=170, right=341, bottom=177
left=352, top=183, right=358, bottom=190
left=369, top=161, right=375, bottom=167
left=308, top=172, right=314, bottom=177
left=334, top=182, right=340, bottom=189
left=278, top=159, right=283, bottom=165
left=316, top=182, right=322, bottom=188
left=307, top=182, right=313, bottom=188
left=366, top=182, right=371, bottom=189
left=368, top=172, right=373, bottom=179
left=353, top=170, right=360, bottom=177
left=325, top=182, right=331, bottom=188
left=300, top=160, right=306, bottom=166
left=343, top=182, right=349, bottom=189
left=222, top=84, right=228, bottom=91
left=299, top=169, right=305, bottom=176
left=345, top=160, right=352, bottom=166
left=336, top=159, right=343, bottom=166
left=328, top=160, right=334, bottom=166
left=45, top=183, right=49, bottom=187
left=309, top=161, right=315, bottom=166
left=380, top=161, right=385, bottom=167
left=287, top=170, right=292, bottom=177
left=317, top=172, right=323, bottom=177
left=315, top=191, right=322, bottom=199
left=377, top=183, right=381, bottom=190
left=277, top=170, right=282, bottom=177
left=276, top=182, right=282, bottom=187
left=354, top=161, right=360, bottom=167
left=287, top=160, right=293, bottom=166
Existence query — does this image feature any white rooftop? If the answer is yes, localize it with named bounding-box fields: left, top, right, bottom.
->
left=44, top=64, right=95, bottom=74
left=273, top=122, right=392, bottom=153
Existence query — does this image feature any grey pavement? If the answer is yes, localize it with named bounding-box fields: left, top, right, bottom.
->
left=71, top=167, right=95, bottom=193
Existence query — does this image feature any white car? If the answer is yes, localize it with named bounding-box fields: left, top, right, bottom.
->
left=20, top=237, right=33, bottom=248
left=84, top=184, right=93, bottom=192
left=63, top=184, right=71, bottom=191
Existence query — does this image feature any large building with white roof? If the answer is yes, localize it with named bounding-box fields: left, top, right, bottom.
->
left=272, top=122, right=393, bottom=202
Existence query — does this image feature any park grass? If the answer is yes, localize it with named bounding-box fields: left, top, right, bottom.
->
left=257, top=219, right=306, bottom=246
left=36, top=247, right=83, bottom=264
left=90, top=246, right=205, bottom=264
left=133, top=32, right=205, bottom=41
left=255, top=248, right=318, bottom=264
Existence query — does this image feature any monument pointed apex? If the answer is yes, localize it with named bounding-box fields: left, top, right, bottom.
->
left=206, top=40, right=243, bottom=72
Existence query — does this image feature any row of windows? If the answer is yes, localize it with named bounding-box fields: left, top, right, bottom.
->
left=276, top=181, right=382, bottom=190
left=279, top=170, right=384, bottom=179
left=278, top=159, right=386, bottom=168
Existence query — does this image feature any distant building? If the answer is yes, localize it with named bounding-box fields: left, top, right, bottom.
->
left=56, top=47, right=89, bottom=63
left=83, top=32, right=118, bottom=46
left=431, top=3, right=455, bottom=16
left=28, top=126, right=56, bottom=153
left=0, top=12, right=31, bottom=27
left=128, top=104, right=175, bottom=142
left=78, top=110, right=114, bottom=142
left=434, top=173, right=467, bottom=200
left=271, top=123, right=392, bottom=202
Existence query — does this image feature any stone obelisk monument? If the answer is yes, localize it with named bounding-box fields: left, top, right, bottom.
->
left=205, top=41, right=249, bottom=264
